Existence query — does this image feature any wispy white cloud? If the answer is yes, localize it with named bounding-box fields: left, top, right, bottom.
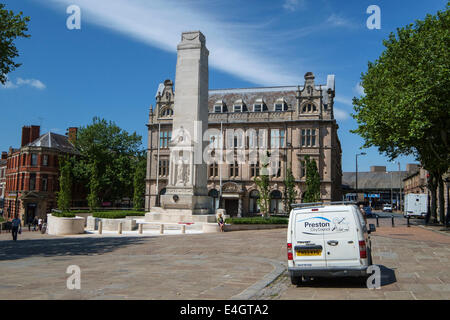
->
left=1, top=77, right=46, bottom=90
left=326, top=13, right=355, bottom=28
left=334, top=107, right=350, bottom=121
left=283, top=0, right=306, bottom=12
left=354, top=82, right=365, bottom=96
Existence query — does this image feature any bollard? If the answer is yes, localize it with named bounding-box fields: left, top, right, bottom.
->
left=391, top=215, right=395, bottom=227
left=138, top=223, right=143, bottom=234
left=181, top=224, right=186, bottom=234
left=376, top=215, right=379, bottom=227
left=98, top=220, right=103, bottom=235
left=118, top=222, right=123, bottom=234
left=407, top=216, right=410, bottom=227
left=160, top=224, right=164, bottom=234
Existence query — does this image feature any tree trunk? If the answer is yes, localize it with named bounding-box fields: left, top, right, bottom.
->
left=438, top=175, right=445, bottom=224
left=428, top=173, right=438, bottom=224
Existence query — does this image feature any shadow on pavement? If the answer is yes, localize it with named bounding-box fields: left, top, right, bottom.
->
left=295, top=265, right=396, bottom=289
left=0, top=237, right=149, bottom=261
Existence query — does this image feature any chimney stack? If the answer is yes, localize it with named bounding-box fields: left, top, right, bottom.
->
left=21, top=125, right=40, bottom=147
left=1, top=151, right=7, bottom=160
left=67, top=127, right=78, bottom=144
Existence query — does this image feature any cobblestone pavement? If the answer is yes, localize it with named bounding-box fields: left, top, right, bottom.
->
left=0, top=216, right=449, bottom=300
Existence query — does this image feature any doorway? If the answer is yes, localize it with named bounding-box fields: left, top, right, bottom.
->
left=224, top=199, right=239, bottom=217
left=26, top=203, right=37, bottom=224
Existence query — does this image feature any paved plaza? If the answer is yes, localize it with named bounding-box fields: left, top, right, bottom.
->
left=0, top=216, right=449, bottom=300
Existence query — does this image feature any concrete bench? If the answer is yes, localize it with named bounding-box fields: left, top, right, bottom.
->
left=137, top=222, right=191, bottom=234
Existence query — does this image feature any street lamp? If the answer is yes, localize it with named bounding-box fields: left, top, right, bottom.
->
left=355, top=152, right=367, bottom=200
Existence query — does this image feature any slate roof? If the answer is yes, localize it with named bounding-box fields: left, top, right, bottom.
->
left=342, top=171, right=409, bottom=190
left=26, top=132, right=78, bottom=154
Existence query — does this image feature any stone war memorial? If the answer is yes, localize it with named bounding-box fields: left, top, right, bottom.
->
left=145, top=31, right=216, bottom=224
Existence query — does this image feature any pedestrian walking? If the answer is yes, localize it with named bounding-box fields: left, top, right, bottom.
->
left=33, top=217, right=38, bottom=231
left=11, top=215, right=21, bottom=241
left=38, top=218, right=43, bottom=231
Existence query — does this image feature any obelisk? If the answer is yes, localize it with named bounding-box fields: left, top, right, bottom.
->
left=159, top=31, right=212, bottom=216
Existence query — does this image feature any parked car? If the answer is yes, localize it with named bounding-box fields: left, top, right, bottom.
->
left=382, top=204, right=393, bottom=212
left=287, top=202, right=376, bottom=285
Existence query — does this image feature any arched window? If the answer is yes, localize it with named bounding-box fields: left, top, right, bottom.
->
left=249, top=190, right=260, bottom=214
left=270, top=190, right=283, bottom=214
left=302, top=103, right=317, bottom=113
left=161, top=108, right=173, bottom=117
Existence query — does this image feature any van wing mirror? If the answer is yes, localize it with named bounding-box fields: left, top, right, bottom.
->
left=369, top=224, right=376, bottom=233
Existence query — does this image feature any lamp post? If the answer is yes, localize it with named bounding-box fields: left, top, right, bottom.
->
left=355, top=152, right=367, bottom=201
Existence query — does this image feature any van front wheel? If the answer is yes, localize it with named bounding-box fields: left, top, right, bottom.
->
left=290, top=275, right=302, bottom=286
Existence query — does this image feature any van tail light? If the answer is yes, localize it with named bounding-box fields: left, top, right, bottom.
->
left=359, top=240, right=367, bottom=259
left=287, top=243, right=293, bottom=260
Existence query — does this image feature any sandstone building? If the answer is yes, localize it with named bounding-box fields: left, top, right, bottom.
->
left=146, top=72, right=343, bottom=217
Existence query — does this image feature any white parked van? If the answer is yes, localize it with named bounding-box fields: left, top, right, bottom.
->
left=287, top=202, right=376, bottom=285
left=404, top=193, right=428, bottom=218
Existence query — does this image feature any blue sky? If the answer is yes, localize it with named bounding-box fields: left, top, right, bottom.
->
left=0, top=0, right=447, bottom=172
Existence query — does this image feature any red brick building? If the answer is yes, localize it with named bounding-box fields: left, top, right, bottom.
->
left=3, top=126, right=80, bottom=224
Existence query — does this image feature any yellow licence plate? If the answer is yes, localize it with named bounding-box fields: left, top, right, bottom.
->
left=296, top=250, right=322, bottom=256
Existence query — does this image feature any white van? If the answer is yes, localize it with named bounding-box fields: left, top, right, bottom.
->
left=287, top=202, right=376, bottom=285
left=404, top=193, right=428, bottom=218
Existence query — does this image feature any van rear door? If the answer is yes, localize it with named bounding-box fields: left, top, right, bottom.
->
left=321, top=208, right=360, bottom=268
left=293, top=210, right=327, bottom=268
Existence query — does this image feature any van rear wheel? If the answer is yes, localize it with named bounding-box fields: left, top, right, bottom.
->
left=290, top=275, right=302, bottom=286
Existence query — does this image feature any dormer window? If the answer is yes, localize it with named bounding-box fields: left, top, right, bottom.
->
left=233, top=99, right=246, bottom=112
left=274, top=98, right=288, bottom=111
left=253, top=98, right=267, bottom=112
left=214, top=100, right=227, bottom=113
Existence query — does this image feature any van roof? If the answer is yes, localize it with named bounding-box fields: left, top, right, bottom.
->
left=291, top=201, right=357, bottom=210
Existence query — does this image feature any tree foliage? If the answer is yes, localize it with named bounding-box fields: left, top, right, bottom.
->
left=283, top=168, right=297, bottom=213
left=72, top=117, right=144, bottom=207
left=133, top=152, right=147, bottom=210
left=0, top=4, right=30, bottom=84
left=57, top=156, right=72, bottom=212
left=254, top=151, right=272, bottom=217
left=302, top=156, right=321, bottom=203
left=352, top=4, right=450, bottom=223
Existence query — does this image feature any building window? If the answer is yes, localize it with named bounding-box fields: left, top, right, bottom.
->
left=209, top=162, right=218, bottom=178
left=302, top=103, right=317, bottom=113
left=214, top=105, right=222, bottom=113
left=301, top=129, right=316, bottom=147
left=250, top=162, right=260, bottom=178
left=42, top=155, right=49, bottom=166
left=234, top=104, right=242, bottom=113
left=229, top=162, right=239, bottom=178
left=159, top=131, right=171, bottom=149
left=274, top=99, right=288, bottom=111
left=270, top=129, right=285, bottom=148
left=29, top=174, right=36, bottom=191
left=21, top=173, right=25, bottom=190
left=158, top=159, right=169, bottom=177
left=161, top=108, right=173, bottom=117
left=42, top=174, right=48, bottom=192
left=253, top=104, right=262, bottom=112
left=249, top=190, right=260, bottom=214
left=270, top=190, right=283, bottom=214
left=31, top=154, right=38, bottom=166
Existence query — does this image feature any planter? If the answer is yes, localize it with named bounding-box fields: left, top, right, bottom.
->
left=47, top=214, right=85, bottom=235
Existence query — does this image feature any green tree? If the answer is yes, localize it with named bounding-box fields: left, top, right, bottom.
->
left=352, top=4, right=450, bottom=223
left=302, top=156, right=321, bottom=203
left=72, top=117, right=144, bottom=207
left=0, top=4, right=30, bottom=84
left=133, top=152, right=147, bottom=210
left=283, top=168, right=297, bottom=213
left=57, top=156, right=72, bottom=212
left=254, top=151, right=271, bottom=218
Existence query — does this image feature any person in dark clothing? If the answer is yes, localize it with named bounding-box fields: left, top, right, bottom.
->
left=11, top=215, right=21, bottom=241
